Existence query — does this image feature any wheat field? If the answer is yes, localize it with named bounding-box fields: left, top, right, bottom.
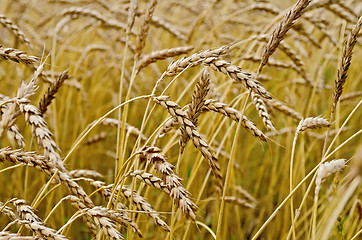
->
left=0, top=0, right=362, bottom=239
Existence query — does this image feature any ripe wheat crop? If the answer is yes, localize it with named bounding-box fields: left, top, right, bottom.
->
left=0, top=0, right=361, bottom=239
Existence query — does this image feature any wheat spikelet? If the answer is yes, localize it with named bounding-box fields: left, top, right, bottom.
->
left=0, top=15, right=32, bottom=50
left=94, top=206, right=142, bottom=237
left=297, top=117, right=331, bottom=133
left=156, top=117, right=179, bottom=139
left=77, top=178, right=144, bottom=237
left=135, top=0, right=158, bottom=58
left=153, top=96, right=223, bottom=193
left=251, top=91, right=275, bottom=131
left=67, top=195, right=124, bottom=239
left=202, top=99, right=267, bottom=142
left=332, top=16, right=362, bottom=113
left=128, top=170, right=197, bottom=220
left=258, top=0, right=311, bottom=75
left=137, top=46, right=194, bottom=72
left=62, top=196, right=99, bottom=239
left=39, top=70, right=69, bottom=115
left=0, top=47, right=38, bottom=64
left=0, top=102, right=19, bottom=139
left=91, top=179, right=170, bottom=231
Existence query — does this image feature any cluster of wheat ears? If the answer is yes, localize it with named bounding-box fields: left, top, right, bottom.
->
left=0, top=0, right=361, bottom=239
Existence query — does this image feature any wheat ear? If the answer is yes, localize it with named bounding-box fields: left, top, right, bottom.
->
left=0, top=15, right=32, bottom=50
left=135, top=0, right=158, bottom=59
left=297, top=117, right=331, bottom=133
left=39, top=70, right=69, bottom=115
left=332, top=16, right=362, bottom=113
left=153, top=96, right=223, bottom=193
left=137, top=46, right=194, bottom=72
left=258, top=0, right=311, bottom=75
left=180, top=69, right=210, bottom=153
left=201, top=99, right=267, bottom=142
left=251, top=91, right=275, bottom=131
left=0, top=46, right=38, bottom=64
left=128, top=170, right=197, bottom=220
